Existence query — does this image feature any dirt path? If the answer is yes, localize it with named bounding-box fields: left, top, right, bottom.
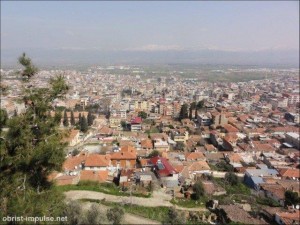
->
left=65, top=190, right=208, bottom=212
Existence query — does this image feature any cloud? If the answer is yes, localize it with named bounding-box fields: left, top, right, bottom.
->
left=124, top=44, right=184, bottom=52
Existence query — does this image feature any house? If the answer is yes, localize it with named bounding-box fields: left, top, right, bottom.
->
left=84, top=154, right=111, bottom=171
left=185, top=152, right=205, bottom=161
left=63, top=151, right=88, bottom=173
left=110, top=146, right=137, bottom=169
left=119, top=169, right=135, bottom=187
left=222, top=134, right=238, bottom=151
left=130, top=117, right=142, bottom=131
left=62, top=129, right=80, bottom=147
left=154, top=139, right=169, bottom=152
left=205, top=144, right=217, bottom=153
left=54, top=174, right=80, bottom=186
left=223, top=124, right=239, bottom=133
left=202, top=181, right=226, bottom=196
left=109, top=116, right=121, bottom=129
left=80, top=170, right=108, bottom=183
left=98, top=126, right=113, bottom=137
left=205, top=152, right=224, bottom=165
left=217, top=204, right=264, bottom=225
left=140, top=139, right=153, bottom=151
left=244, top=168, right=279, bottom=190
left=259, top=183, right=286, bottom=206
left=181, top=161, right=211, bottom=181
left=275, top=210, right=300, bottom=225
left=149, top=156, right=178, bottom=187
left=278, top=168, right=300, bottom=180
left=172, top=130, right=189, bottom=144
left=134, top=171, right=155, bottom=186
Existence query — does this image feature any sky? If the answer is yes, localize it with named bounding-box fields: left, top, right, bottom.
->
left=1, top=1, right=299, bottom=53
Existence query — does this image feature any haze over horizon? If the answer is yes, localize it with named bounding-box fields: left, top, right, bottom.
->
left=1, top=1, right=299, bottom=67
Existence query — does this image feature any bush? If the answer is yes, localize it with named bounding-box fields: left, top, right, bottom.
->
left=163, top=207, right=186, bottom=225
left=192, top=181, right=205, bottom=200
left=106, top=206, right=125, bottom=225
left=225, top=172, right=239, bottom=186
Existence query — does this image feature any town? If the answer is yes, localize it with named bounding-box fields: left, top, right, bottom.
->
left=1, top=65, right=299, bottom=225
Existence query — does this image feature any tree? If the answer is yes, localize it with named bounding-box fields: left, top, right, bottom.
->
left=78, top=113, right=82, bottom=124
left=70, top=110, right=75, bottom=126
left=176, top=142, right=185, bottom=151
left=179, top=103, right=189, bottom=120
left=148, top=150, right=160, bottom=158
left=54, top=110, right=62, bottom=125
left=106, top=206, right=124, bottom=225
left=225, top=172, right=239, bottom=186
left=163, top=207, right=186, bottom=225
left=196, top=100, right=204, bottom=109
left=138, top=111, right=147, bottom=119
left=189, top=106, right=193, bottom=120
left=0, top=109, right=8, bottom=130
left=80, top=115, right=88, bottom=132
left=18, top=52, right=38, bottom=80
left=192, top=181, right=205, bottom=200
left=0, top=53, right=69, bottom=220
left=63, top=110, right=69, bottom=127
left=87, top=110, right=94, bottom=126
left=285, top=190, right=299, bottom=206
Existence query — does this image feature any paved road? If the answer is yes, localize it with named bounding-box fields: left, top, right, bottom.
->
left=65, top=190, right=208, bottom=212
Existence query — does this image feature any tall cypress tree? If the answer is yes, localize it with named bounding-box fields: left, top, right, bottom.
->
left=80, top=115, right=88, bottom=132
left=63, top=110, right=69, bottom=127
left=179, top=104, right=189, bottom=121
left=87, top=111, right=93, bottom=126
left=78, top=112, right=82, bottom=125
left=70, top=110, right=75, bottom=126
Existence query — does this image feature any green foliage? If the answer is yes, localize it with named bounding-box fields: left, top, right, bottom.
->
left=196, top=100, right=204, bottom=109
left=18, top=52, right=38, bottom=80
left=87, top=111, right=95, bottom=126
left=80, top=115, right=88, bottom=132
left=192, top=181, right=205, bottom=200
left=0, top=109, right=8, bottom=130
left=81, top=203, right=108, bottom=225
left=225, top=172, right=239, bottom=186
left=74, top=103, right=84, bottom=111
left=256, top=196, right=281, bottom=207
left=148, top=150, right=160, bottom=158
left=163, top=207, right=187, bottom=225
left=63, top=110, right=69, bottom=127
left=176, top=142, right=185, bottom=151
left=106, top=206, right=125, bottom=225
left=179, top=103, right=189, bottom=120
left=70, top=110, right=75, bottom=126
left=215, top=161, right=234, bottom=172
left=54, top=110, right=62, bottom=125
left=84, top=199, right=168, bottom=223
left=0, top=53, right=69, bottom=220
left=85, top=103, right=100, bottom=113
left=62, top=200, right=108, bottom=225
left=170, top=198, right=207, bottom=208
left=138, top=111, right=147, bottom=119
left=285, top=190, right=300, bottom=206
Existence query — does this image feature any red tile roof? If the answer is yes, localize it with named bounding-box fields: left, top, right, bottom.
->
left=85, top=154, right=110, bottom=167
left=149, top=156, right=177, bottom=177
left=278, top=168, right=300, bottom=179
left=80, top=170, right=108, bottom=182
left=131, top=117, right=142, bottom=124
